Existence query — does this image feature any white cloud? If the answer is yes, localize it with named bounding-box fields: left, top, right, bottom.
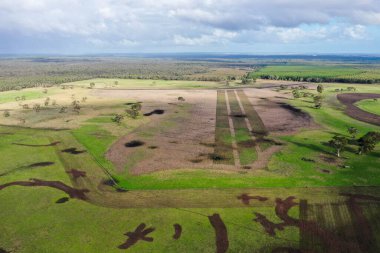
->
left=0, top=0, right=379, bottom=52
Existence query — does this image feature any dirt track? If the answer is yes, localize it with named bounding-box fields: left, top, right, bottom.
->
left=337, top=93, right=380, bottom=126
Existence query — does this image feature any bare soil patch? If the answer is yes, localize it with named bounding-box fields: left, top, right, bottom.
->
left=118, top=223, right=155, bottom=250
left=105, top=89, right=217, bottom=174
left=243, top=88, right=316, bottom=135
left=172, top=224, right=182, bottom=240
left=67, top=169, right=87, bottom=179
left=237, top=193, right=268, bottom=205
left=208, top=213, right=229, bottom=253
left=337, top=93, right=380, bottom=126
left=0, top=178, right=89, bottom=200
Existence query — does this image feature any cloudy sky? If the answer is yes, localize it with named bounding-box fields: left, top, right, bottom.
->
left=1, top=0, right=380, bottom=54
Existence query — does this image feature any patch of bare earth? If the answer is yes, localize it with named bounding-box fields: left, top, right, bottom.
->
left=104, top=90, right=220, bottom=174
left=337, top=93, right=380, bottom=126
left=242, top=88, right=317, bottom=135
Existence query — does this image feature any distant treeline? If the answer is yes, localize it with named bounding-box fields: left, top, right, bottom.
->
left=0, top=58, right=247, bottom=91
left=248, top=65, right=380, bottom=84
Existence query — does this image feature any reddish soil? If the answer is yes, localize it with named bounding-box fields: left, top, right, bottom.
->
left=67, top=169, right=87, bottom=180
left=341, top=193, right=380, bottom=253
left=237, top=193, right=268, bottom=205
left=253, top=196, right=358, bottom=253
left=337, top=93, right=380, bottom=126
left=172, top=224, right=182, bottom=240
left=243, top=88, right=316, bottom=135
left=0, top=178, right=89, bottom=200
left=12, top=141, right=60, bottom=147
left=208, top=213, right=229, bottom=253
left=118, top=223, right=155, bottom=250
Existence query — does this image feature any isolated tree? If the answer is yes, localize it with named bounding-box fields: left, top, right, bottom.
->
left=357, top=132, right=380, bottom=155
left=89, top=82, right=95, bottom=89
left=59, top=106, right=68, bottom=113
left=328, top=135, right=348, bottom=157
left=347, top=127, right=358, bottom=139
left=313, top=95, right=322, bottom=109
left=112, top=114, right=124, bottom=124
left=3, top=110, right=10, bottom=117
left=33, top=103, right=41, bottom=112
left=114, top=81, right=119, bottom=86
left=82, top=97, right=88, bottom=103
left=292, top=89, right=301, bottom=98
left=317, top=84, right=324, bottom=94
left=178, top=97, right=185, bottom=102
left=44, top=97, right=50, bottom=106
left=43, top=89, right=48, bottom=94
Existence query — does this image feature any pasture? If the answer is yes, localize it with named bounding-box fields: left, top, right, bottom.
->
left=1, top=77, right=380, bottom=253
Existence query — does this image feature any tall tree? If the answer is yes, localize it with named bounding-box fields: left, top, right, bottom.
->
left=328, top=135, right=348, bottom=157
left=357, top=132, right=380, bottom=155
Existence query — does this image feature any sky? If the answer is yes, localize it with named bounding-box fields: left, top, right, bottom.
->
left=1, top=0, right=380, bottom=54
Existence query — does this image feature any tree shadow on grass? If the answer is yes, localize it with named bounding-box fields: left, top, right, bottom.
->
left=287, top=140, right=329, bottom=154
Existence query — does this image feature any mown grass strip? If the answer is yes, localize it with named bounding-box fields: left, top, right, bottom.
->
left=227, top=90, right=257, bottom=165
left=213, top=90, right=234, bottom=165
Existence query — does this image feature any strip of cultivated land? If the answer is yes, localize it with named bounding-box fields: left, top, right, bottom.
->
left=213, top=90, right=235, bottom=165
left=227, top=90, right=257, bottom=166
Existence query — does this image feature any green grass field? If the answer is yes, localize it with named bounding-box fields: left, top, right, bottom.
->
left=1, top=79, right=380, bottom=252
left=248, top=65, right=380, bottom=83
left=355, top=98, right=380, bottom=116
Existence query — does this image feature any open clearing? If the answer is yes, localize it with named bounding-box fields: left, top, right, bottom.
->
left=1, top=77, right=380, bottom=253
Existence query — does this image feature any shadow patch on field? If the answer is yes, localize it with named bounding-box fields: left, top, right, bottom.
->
left=125, top=140, right=145, bottom=147
left=143, top=109, right=165, bottom=116
left=208, top=153, right=225, bottom=161
left=0, top=248, right=10, bottom=253
left=173, top=224, right=182, bottom=240
left=61, top=148, right=86, bottom=154
left=125, top=102, right=142, bottom=105
left=231, top=114, right=247, bottom=118
left=56, top=197, right=69, bottom=204
left=12, top=141, right=60, bottom=147
left=277, top=103, right=311, bottom=119
left=28, top=162, right=54, bottom=167
left=147, top=146, right=158, bottom=149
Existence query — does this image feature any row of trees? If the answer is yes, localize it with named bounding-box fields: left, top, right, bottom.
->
left=328, top=128, right=380, bottom=157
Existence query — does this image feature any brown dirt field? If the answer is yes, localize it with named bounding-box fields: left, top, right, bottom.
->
left=104, top=89, right=218, bottom=174
left=208, top=213, right=229, bottom=253
left=0, top=178, right=89, bottom=200
left=118, top=223, right=155, bottom=250
left=337, top=93, right=380, bottom=126
left=242, top=88, right=316, bottom=135
left=172, top=224, right=182, bottom=240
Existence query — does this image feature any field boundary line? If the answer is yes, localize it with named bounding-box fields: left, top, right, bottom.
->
left=224, top=89, right=240, bottom=168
